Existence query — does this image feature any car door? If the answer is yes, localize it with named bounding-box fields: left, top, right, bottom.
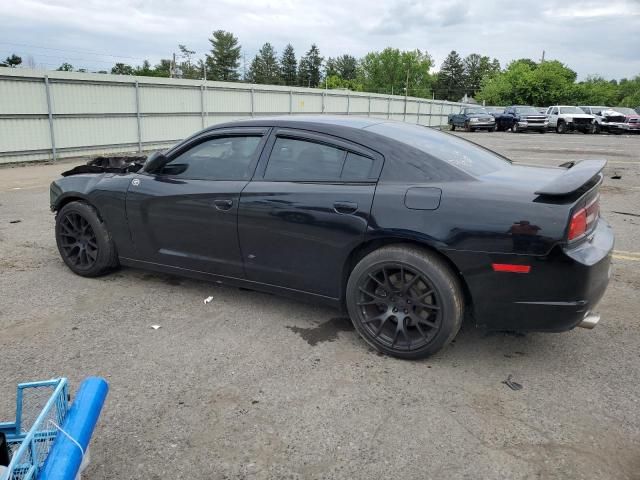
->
left=125, top=128, right=268, bottom=277
left=237, top=129, right=383, bottom=299
left=547, top=107, right=559, bottom=127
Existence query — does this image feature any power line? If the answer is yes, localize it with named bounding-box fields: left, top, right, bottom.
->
left=0, top=41, right=147, bottom=61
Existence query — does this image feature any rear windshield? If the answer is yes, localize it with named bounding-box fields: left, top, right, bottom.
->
left=366, top=122, right=511, bottom=176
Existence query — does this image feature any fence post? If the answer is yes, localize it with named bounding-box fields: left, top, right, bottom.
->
left=289, top=90, right=293, bottom=114
left=250, top=88, right=255, bottom=117
left=322, top=91, right=326, bottom=114
left=427, top=101, right=433, bottom=127
left=439, top=101, right=445, bottom=129
left=346, top=94, right=350, bottom=115
left=44, top=75, right=57, bottom=161
left=200, top=84, right=205, bottom=129
left=368, top=96, right=371, bottom=117
left=387, top=96, right=391, bottom=119
left=134, top=80, right=142, bottom=153
left=416, top=101, right=421, bottom=124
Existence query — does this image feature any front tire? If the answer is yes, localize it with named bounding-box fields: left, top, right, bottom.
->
left=346, top=245, right=464, bottom=359
left=55, top=201, right=118, bottom=277
left=556, top=121, right=567, bottom=134
left=449, top=123, right=455, bottom=131
left=512, top=123, right=519, bottom=133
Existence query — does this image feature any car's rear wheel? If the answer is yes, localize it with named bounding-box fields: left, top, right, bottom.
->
left=346, top=245, right=464, bottom=359
left=556, top=121, right=567, bottom=134
left=449, top=123, right=455, bottom=131
left=55, top=201, right=118, bottom=277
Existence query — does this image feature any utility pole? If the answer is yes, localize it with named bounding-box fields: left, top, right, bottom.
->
left=541, top=50, right=545, bottom=63
left=170, top=52, right=176, bottom=78
left=403, top=69, right=410, bottom=120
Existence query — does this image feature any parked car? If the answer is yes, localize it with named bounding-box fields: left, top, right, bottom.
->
left=50, top=116, right=613, bottom=359
left=609, top=107, right=640, bottom=133
left=448, top=107, right=496, bottom=132
left=546, top=106, right=596, bottom=134
left=493, top=106, right=549, bottom=133
left=580, top=106, right=624, bottom=134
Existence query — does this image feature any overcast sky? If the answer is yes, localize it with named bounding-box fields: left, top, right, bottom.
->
left=1, top=0, right=639, bottom=80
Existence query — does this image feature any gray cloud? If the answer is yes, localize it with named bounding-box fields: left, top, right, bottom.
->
left=1, top=0, right=638, bottom=79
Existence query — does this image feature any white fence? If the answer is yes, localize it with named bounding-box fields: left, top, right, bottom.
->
left=0, top=67, right=468, bottom=164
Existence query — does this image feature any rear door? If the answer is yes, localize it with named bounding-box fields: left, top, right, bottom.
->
left=237, top=129, right=383, bottom=299
left=125, top=128, right=268, bottom=277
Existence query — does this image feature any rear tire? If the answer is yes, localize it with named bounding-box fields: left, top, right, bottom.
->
left=55, top=201, right=119, bottom=277
left=449, top=123, right=455, bottom=131
left=346, top=245, right=464, bottom=359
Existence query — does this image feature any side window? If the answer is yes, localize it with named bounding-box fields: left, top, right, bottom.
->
left=342, top=152, right=375, bottom=181
left=162, top=136, right=262, bottom=180
left=264, top=137, right=346, bottom=181
left=551, top=107, right=558, bottom=115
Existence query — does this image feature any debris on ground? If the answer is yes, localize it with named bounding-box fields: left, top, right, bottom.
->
left=502, top=374, right=523, bottom=391
left=9, top=219, right=21, bottom=224
left=204, top=296, right=214, bottom=304
left=150, top=325, right=161, bottom=330
left=611, top=173, right=622, bottom=179
left=612, top=211, right=640, bottom=218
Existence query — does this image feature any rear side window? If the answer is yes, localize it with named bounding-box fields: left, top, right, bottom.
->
left=164, top=136, right=261, bottom=180
left=342, top=152, right=374, bottom=180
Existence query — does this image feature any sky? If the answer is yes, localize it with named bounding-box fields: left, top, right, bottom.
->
left=1, top=0, right=639, bottom=80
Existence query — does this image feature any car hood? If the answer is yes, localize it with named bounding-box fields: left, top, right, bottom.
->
left=558, top=113, right=593, bottom=119
left=467, top=113, right=493, bottom=119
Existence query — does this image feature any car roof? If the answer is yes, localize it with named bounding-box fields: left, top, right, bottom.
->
left=204, top=115, right=386, bottom=132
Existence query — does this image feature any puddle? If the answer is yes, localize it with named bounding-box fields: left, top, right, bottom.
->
left=286, top=317, right=354, bottom=346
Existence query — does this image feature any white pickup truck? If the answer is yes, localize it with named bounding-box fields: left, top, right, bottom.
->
left=545, top=106, right=596, bottom=134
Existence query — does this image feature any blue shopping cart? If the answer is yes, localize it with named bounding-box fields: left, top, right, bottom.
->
left=0, top=377, right=108, bottom=480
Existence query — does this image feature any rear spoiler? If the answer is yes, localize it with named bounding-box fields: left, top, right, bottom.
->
left=534, top=159, right=607, bottom=196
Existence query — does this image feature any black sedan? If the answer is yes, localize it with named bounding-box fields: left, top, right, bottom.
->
left=50, top=116, right=613, bottom=359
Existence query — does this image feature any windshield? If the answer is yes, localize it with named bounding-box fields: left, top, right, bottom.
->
left=515, top=107, right=541, bottom=115
left=464, top=108, right=489, bottom=115
left=366, top=122, right=511, bottom=176
left=486, top=107, right=504, bottom=113
left=559, top=107, right=586, bottom=114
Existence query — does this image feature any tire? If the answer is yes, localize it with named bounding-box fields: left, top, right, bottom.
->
left=556, top=121, right=567, bottom=134
left=55, top=201, right=119, bottom=277
left=346, top=245, right=464, bottom=359
left=512, top=123, right=519, bottom=133
left=464, top=122, right=471, bottom=132
left=593, top=123, right=601, bottom=134
left=449, top=123, right=455, bottom=131
left=489, top=126, right=496, bottom=132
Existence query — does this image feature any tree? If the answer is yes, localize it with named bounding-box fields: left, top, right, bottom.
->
left=298, top=44, right=323, bottom=87
left=247, top=42, right=281, bottom=85
left=463, top=53, right=500, bottom=96
left=572, top=76, right=620, bottom=105
left=324, top=74, right=363, bottom=91
left=358, top=48, right=433, bottom=97
left=476, top=58, right=577, bottom=106
left=206, top=30, right=241, bottom=81
left=178, top=44, right=200, bottom=79
left=326, top=54, right=358, bottom=80
left=4, top=54, right=22, bottom=68
left=280, top=44, right=297, bottom=86
left=434, top=50, right=465, bottom=100
left=56, top=63, right=74, bottom=71
left=111, top=63, right=135, bottom=75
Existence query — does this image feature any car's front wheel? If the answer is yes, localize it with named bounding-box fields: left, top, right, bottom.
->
left=346, top=245, right=464, bottom=359
left=55, top=201, right=119, bottom=277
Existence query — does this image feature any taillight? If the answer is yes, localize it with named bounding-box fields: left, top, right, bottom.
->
left=568, top=208, right=587, bottom=240
left=568, top=194, right=599, bottom=241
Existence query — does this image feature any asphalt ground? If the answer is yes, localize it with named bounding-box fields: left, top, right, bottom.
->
left=1, top=130, right=639, bottom=479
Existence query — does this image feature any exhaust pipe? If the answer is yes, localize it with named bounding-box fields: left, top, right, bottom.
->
left=578, top=312, right=600, bottom=329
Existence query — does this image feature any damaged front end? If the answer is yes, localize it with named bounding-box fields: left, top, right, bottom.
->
left=61, top=155, right=147, bottom=177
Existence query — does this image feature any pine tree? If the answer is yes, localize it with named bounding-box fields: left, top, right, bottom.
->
left=206, top=30, right=241, bottom=81
left=247, top=43, right=280, bottom=84
left=280, top=44, right=297, bottom=86
left=335, top=54, right=358, bottom=80
left=435, top=50, right=465, bottom=100
left=298, top=44, right=323, bottom=87
left=4, top=54, right=22, bottom=68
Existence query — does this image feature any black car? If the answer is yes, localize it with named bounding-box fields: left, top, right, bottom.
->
left=494, top=106, right=549, bottom=132
left=50, top=116, right=613, bottom=359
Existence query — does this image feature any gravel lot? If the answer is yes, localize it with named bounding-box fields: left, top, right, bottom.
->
left=1, top=130, right=639, bottom=479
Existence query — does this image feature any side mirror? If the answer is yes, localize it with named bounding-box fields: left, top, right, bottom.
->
left=143, top=151, right=169, bottom=173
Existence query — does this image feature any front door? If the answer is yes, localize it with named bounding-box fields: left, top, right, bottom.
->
left=125, top=129, right=267, bottom=277
left=238, top=129, right=383, bottom=299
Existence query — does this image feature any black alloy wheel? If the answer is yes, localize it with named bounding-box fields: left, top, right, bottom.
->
left=355, top=263, right=442, bottom=351
left=58, top=212, right=99, bottom=270
left=55, top=201, right=118, bottom=277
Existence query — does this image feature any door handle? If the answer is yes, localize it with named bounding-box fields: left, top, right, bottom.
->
left=214, top=199, right=234, bottom=211
left=333, top=201, right=358, bottom=214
